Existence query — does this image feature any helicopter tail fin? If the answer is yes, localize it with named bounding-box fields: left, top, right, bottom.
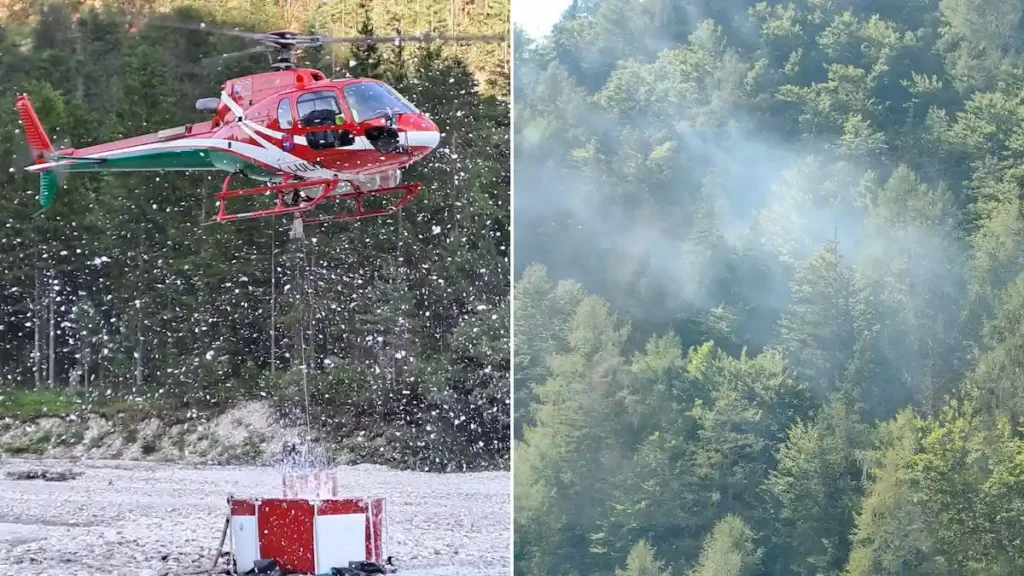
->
left=14, top=94, right=56, bottom=163
left=38, top=172, right=57, bottom=210
left=15, top=94, right=61, bottom=211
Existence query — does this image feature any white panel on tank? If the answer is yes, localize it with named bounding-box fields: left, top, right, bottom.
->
left=231, top=514, right=259, bottom=574
left=314, top=513, right=367, bottom=572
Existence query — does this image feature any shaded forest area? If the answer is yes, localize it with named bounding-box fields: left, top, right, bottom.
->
left=515, top=0, right=1024, bottom=573
left=0, top=0, right=510, bottom=471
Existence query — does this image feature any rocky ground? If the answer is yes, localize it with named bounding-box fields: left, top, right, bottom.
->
left=0, top=458, right=510, bottom=576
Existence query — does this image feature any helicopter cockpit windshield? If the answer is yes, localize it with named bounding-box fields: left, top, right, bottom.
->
left=296, top=90, right=353, bottom=150
left=343, top=81, right=418, bottom=123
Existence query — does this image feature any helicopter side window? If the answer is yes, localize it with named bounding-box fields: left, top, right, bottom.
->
left=276, top=99, right=293, bottom=129
left=297, top=91, right=342, bottom=127
left=343, top=81, right=418, bottom=123
left=296, top=90, right=353, bottom=150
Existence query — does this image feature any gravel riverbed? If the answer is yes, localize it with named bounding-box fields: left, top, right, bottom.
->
left=0, top=458, right=510, bottom=576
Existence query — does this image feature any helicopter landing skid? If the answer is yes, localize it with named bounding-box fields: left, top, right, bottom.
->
left=210, top=174, right=422, bottom=224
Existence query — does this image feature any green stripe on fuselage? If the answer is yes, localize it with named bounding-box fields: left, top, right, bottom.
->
left=57, top=149, right=278, bottom=180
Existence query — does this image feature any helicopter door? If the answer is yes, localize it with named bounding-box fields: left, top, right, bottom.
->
left=296, top=90, right=355, bottom=150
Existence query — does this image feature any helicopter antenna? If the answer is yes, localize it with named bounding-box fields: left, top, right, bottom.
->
left=151, top=19, right=506, bottom=71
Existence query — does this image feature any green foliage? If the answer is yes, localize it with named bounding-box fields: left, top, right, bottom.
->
left=689, top=516, right=761, bottom=576
left=910, top=404, right=1024, bottom=573
left=513, top=264, right=585, bottom=436
left=615, top=540, right=669, bottom=576
left=0, top=389, right=78, bottom=419
left=514, top=0, right=1024, bottom=571
left=845, top=410, right=946, bottom=576
left=776, top=241, right=860, bottom=398
left=514, top=280, right=813, bottom=573
left=761, top=401, right=870, bottom=574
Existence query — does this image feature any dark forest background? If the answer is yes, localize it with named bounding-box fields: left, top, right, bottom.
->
left=515, top=0, right=1024, bottom=573
left=0, top=0, right=509, bottom=471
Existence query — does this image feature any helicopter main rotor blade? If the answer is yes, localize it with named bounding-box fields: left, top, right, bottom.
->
left=146, top=17, right=506, bottom=72
left=203, top=44, right=275, bottom=65
left=148, top=18, right=506, bottom=46
left=149, top=18, right=268, bottom=41
left=314, top=33, right=507, bottom=46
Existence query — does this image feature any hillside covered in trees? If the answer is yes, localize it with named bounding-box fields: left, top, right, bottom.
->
left=0, top=0, right=510, bottom=471
left=515, top=0, right=1024, bottom=573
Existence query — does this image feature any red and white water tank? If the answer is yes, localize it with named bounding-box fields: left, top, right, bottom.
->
left=229, top=471, right=387, bottom=574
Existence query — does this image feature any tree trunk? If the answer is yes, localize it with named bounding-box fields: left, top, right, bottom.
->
left=48, top=277, right=55, bottom=388
left=135, top=235, right=144, bottom=392
left=82, top=340, right=90, bottom=393
left=135, top=317, right=143, bottom=391
left=33, top=244, right=41, bottom=389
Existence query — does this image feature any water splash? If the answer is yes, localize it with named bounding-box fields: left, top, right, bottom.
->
left=276, top=437, right=338, bottom=497
left=281, top=468, right=339, bottom=499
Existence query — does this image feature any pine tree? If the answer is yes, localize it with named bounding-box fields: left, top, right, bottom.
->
left=762, top=401, right=869, bottom=575
left=349, top=4, right=381, bottom=79
left=776, top=241, right=861, bottom=398
left=689, top=516, right=762, bottom=576
left=845, top=410, right=945, bottom=576
left=615, top=540, right=670, bottom=576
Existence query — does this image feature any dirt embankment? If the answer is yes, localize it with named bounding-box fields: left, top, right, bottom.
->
left=0, top=402, right=304, bottom=465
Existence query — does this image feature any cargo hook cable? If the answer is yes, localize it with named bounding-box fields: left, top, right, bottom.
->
left=298, top=233, right=313, bottom=458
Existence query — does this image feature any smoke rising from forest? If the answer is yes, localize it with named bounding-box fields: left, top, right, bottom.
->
left=514, top=23, right=964, bottom=345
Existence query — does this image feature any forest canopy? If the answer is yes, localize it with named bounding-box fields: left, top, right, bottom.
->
left=514, top=0, right=1024, bottom=573
left=0, top=0, right=510, bottom=471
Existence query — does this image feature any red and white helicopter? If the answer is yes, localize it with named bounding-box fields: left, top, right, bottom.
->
left=14, top=23, right=503, bottom=224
